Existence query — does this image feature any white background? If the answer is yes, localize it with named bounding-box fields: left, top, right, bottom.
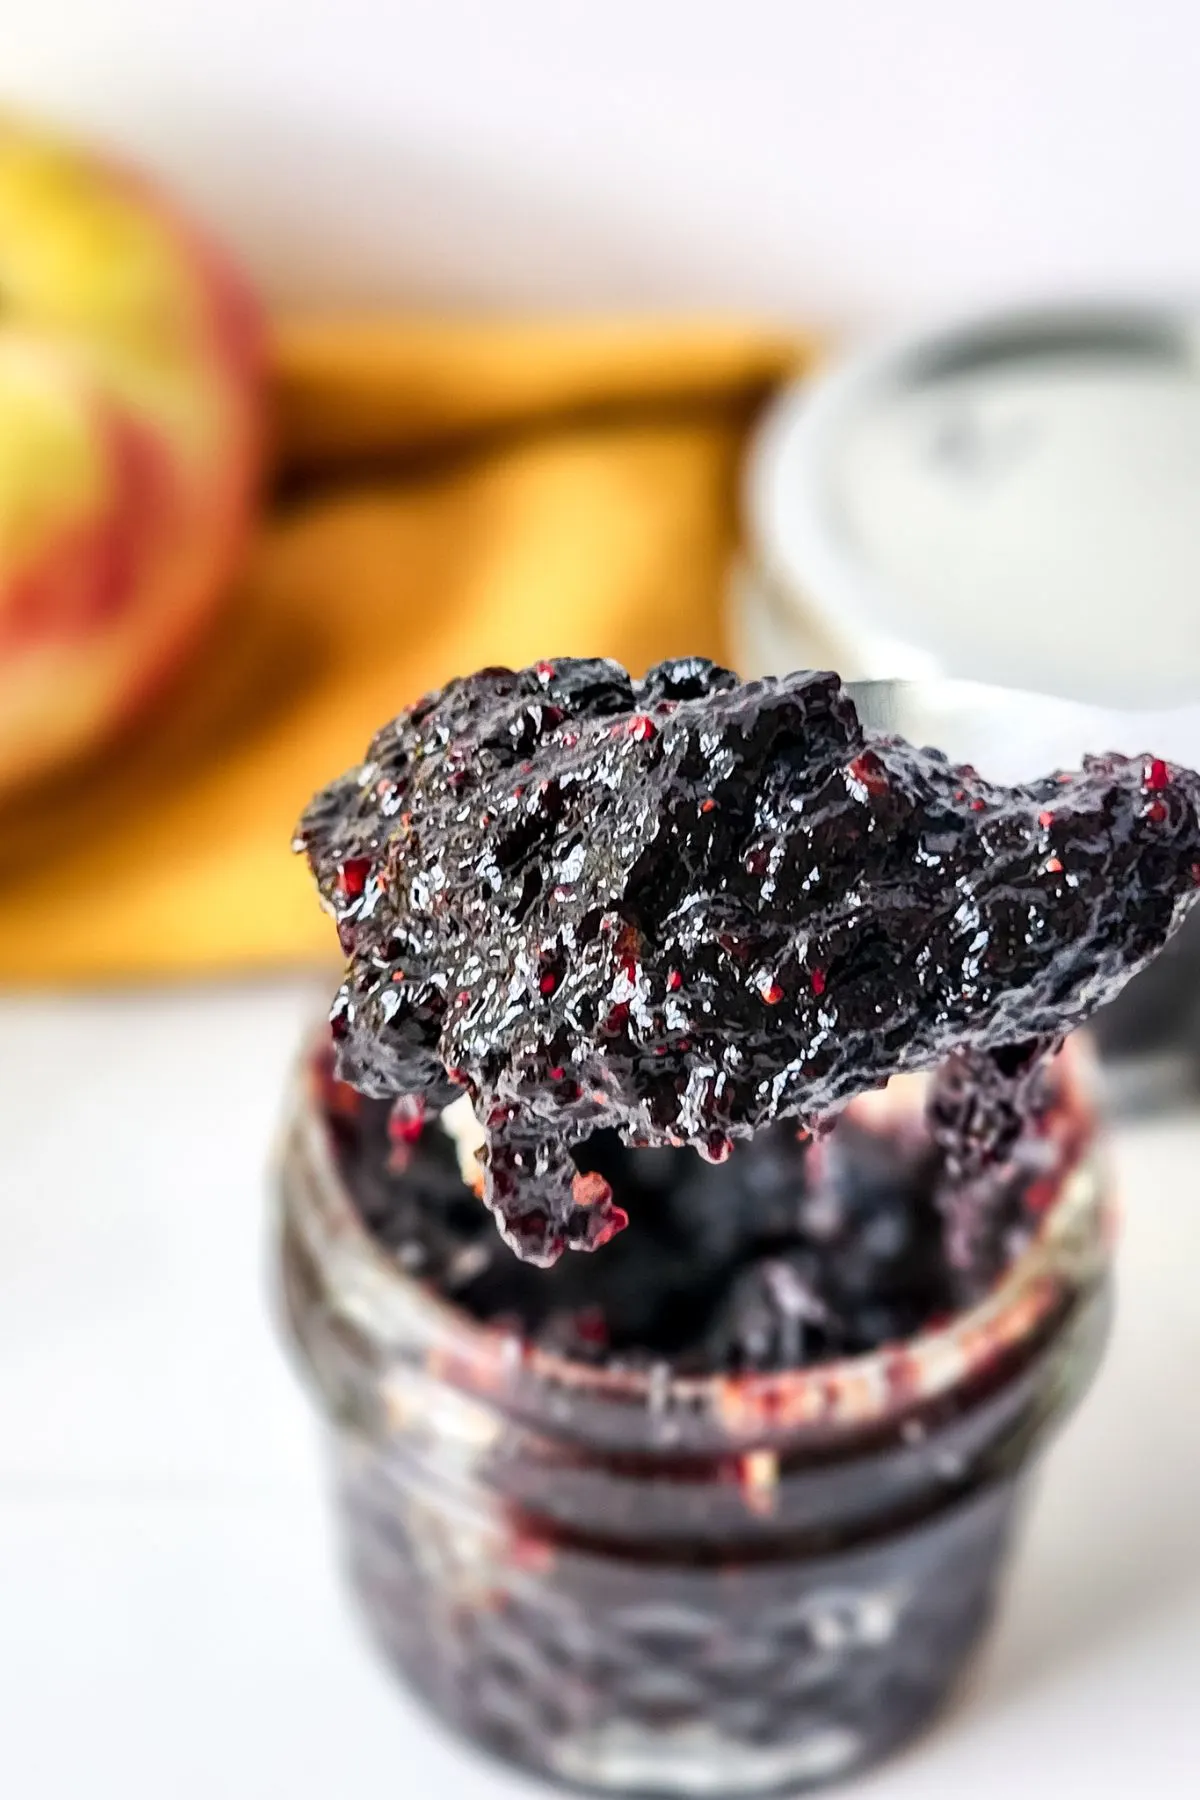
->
left=4, top=2, right=1200, bottom=322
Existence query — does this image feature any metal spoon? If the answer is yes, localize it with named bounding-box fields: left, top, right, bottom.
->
left=844, top=676, right=1200, bottom=782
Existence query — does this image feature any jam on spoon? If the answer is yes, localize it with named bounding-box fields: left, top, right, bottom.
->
left=296, top=658, right=1200, bottom=1266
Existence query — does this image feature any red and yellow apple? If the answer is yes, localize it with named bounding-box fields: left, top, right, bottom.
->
left=0, top=115, right=264, bottom=798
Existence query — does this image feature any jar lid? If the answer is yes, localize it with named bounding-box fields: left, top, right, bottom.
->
left=743, top=303, right=1200, bottom=707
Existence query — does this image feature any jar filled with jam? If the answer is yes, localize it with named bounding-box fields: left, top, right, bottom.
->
left=276, top=1035, right=1111, bottom=1798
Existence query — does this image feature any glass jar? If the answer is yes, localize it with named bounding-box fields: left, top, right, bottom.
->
left=275, top=1045, right=1112, bottom=1799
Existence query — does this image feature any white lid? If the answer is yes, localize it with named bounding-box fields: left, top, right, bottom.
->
left=747, top=304, right=1200, bottom=708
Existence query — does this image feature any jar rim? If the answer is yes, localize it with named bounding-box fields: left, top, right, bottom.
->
left=284, top=1037, right=1109, bottom=1441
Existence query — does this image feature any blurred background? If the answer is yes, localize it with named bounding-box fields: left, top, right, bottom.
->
left=10, top=2, right=1200, bottom=319
left=3, top=6, right=1200, bottom=1798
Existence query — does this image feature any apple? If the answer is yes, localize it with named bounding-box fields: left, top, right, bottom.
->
left=0, top=114, right=265, bottom=798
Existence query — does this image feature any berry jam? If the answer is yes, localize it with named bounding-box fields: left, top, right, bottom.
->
left=296, top=657, right=1200, bottom=1264
left=277, top=1040, right=1111, bottom=1799
left=320, top=1047, right=1083, bottom=1374
left=281, top=655, right=1173, bottom=1794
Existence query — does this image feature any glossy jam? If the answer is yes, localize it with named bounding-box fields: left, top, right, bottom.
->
left=321, top=1046, right=1085, bottom=1373
left=277, top=1044, right=1111, bottom=1798
left=295, top=658, right=1200, bottom=1263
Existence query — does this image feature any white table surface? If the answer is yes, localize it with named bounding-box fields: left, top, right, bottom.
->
left=1, top=982, right=1198, bottom=1798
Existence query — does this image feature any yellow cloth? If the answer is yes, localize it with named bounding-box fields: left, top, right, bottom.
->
left=0, top=318, right=809, bottom=983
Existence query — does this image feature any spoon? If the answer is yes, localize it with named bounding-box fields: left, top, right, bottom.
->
left=844, top=676, right=1200, bottom=782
